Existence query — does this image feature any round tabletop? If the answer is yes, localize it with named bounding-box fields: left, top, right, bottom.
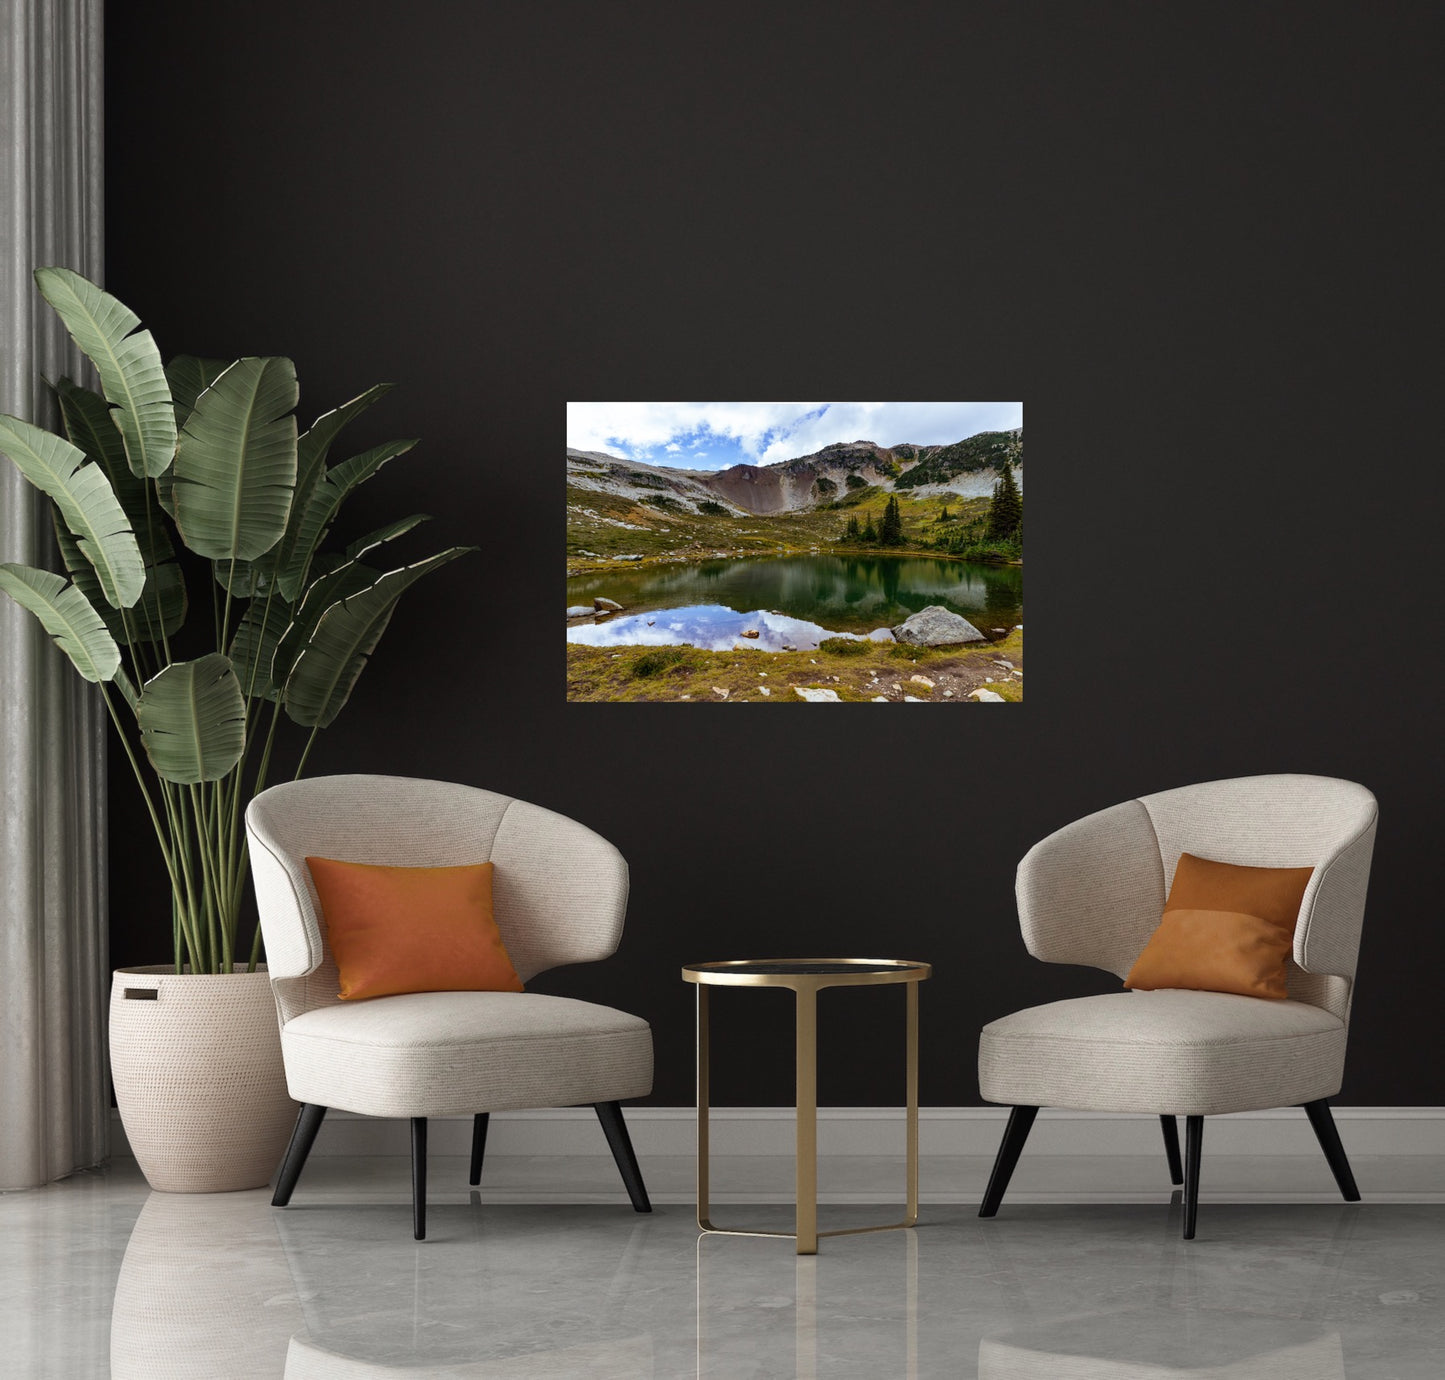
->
left=682, top=958, right=931, bottom=989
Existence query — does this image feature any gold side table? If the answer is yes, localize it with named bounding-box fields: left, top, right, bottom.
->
left=682, top=958, right=931, bottom=1255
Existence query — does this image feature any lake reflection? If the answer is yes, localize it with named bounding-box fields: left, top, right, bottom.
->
left=569, top=605, right=885, bottom=652
left=566, top=554, right=1021, bottom=647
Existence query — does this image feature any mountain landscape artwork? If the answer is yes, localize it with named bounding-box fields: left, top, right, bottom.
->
left=566, top=402, right=1023, bottom=703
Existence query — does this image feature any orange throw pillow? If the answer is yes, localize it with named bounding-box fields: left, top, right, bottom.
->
left=1124, top=853, right=1314, bottom=1000
left=304, top=857, right=523, bottom=1001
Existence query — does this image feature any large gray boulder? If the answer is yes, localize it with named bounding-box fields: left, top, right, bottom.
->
left=566, top=606, right=594, bottom=619
left=891, top=605, right=986, bottom=647
left=594, top=597, right=623, bottom=611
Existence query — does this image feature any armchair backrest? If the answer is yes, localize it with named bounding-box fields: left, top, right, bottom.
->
left=1015, top=774, right=1377, bottom=1019
left=245, top=776, right=629, bottom=1022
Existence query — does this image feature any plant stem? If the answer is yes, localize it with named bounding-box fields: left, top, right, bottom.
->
left=247, top=914, right=263, bottom=973
left=98, top=685, right=198, bottom=966
left=189, top=783, right=226, bottom=973
left=294, top=726, right=320, bottom=780
left=162, top=780, right=206, bottom=971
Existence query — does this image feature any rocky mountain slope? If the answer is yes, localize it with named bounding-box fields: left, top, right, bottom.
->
left=567, top=428, right=1023, bottom=518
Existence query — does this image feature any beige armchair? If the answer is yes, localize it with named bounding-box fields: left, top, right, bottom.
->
left=246, top=775, right=654, bottom=1239
left=977, top=774, right=1377, bottom=1238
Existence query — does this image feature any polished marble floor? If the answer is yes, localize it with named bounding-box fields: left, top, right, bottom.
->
left=4, top=1154, right=1444, bottom=1377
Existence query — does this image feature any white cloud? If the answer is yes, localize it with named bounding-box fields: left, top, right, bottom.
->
left=566, top=402, right=1022, bottom=468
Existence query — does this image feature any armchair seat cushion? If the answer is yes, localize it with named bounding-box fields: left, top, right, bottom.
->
left=978, top=990, right=1346, bottom=1116
left=281, top=991, right=653, bottom=1118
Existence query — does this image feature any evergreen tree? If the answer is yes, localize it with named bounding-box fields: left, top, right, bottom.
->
left=879, top=494, right=904, bottom=546
left=939, top=503, right=951, bottom=522
left=862, top=514, right=877, bottom=543
left=843, top=514, right=860, bottom=541
left=987, top=462, right=1022, bottom=541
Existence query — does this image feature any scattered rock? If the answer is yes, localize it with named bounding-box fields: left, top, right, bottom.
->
left=782, top=644, right=798, bottom=652
left=740, top=629, right=760, bottom=639
left=992, top=659, right=1014, bottom=669
left=759, top=687, right=771, bottom=696
left=908, top=675, right=936, bottom=689
left=943, top=689, right=954, bottom=697
left=680, top=695, right=691, bottom=700
left=712, top=687, right=729, bottom=699
left=992, top=627, right=1006, bottom=633
left=615, top=554, right=643, bottom=562
left=566, top=605, right=594, bottom=618
left=1015, top=624, right=1023, bottom=630
left=758, top=671, right=768, bottom=677
left=903, top=695, right=924, bottom=702
left=594, top=597, right=623, bottom=611
left=794, top=687, right=842, bottom=702
left=971, top=689, right=1006, bottom=702
left=872, top=696, right=889, bottom=702
left=647, top=619, right=655, bottom=626
left=891, top=606, right=986, bottom=647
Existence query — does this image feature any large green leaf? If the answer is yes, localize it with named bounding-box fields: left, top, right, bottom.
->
left=56, top=379, right=175, bottom=566
left=345, top=513, right=430, bottom=560
left=34, top=268, right=176, bottom=478
left=212, top=557, right=271, bottom=597
left=55, top=377, right=142, bottom=506
left=172, top=357, right=298, bottom=561
left=229, top=593, right=293, bottom=701
left=0, top=413, right=144, bottom=607
left=57, top=519, right=186, bottom=644
left=264, top=383, right=394, bottom=598
left=137, top=653, right=246, bottom=784
left=283, top=547, right=473, bottom=728
left=269, top=558, right=379, bottom=694
left=166, top=355, right=232, bottom=431
left=0, top=563, right=121, bottom=681
left=276, top=437, right=416, bottom=599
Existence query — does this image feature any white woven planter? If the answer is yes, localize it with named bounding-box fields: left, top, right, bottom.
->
left=110, top=965, right=297, bottom=1193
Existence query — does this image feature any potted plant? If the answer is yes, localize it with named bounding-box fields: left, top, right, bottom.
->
left=0, top=268, right=472, bottom=1191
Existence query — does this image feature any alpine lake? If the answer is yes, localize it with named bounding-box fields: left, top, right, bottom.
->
left=566, top=553, right=1023, bottom=652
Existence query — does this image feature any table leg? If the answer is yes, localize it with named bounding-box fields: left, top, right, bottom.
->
left=905, top=979, right=919, bottom=1226
left=697, top=984, right=711, bottom=1231
left=795, top=985, right=818, bottom=1255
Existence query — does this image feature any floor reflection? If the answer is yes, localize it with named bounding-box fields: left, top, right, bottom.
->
left=110, top=1191, right=301, bottom=1378
left=978, top=1317, right=1345, bottom=1378
left=60, top=1182, right=1445, bottom=1378
left=696, top=1229, right=919, bottom=1380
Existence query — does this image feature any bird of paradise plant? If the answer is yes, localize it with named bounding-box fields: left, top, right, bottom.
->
left=0, top=268, right=473, bottom=974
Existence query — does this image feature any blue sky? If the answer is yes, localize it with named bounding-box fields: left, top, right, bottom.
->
left=566, top=401, right=1023, bottom=471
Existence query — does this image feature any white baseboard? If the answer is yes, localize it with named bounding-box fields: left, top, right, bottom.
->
left=109, top=1106, right=1445, bottom=1160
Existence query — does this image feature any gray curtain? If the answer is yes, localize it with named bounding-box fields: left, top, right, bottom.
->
left=0, top=0, right=109, bottom=1188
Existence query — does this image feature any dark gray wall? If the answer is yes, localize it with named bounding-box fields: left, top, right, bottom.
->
left=104, top=2, right=1439, bottom=1106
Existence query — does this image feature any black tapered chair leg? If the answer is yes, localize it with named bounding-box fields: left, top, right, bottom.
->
left=1160, top=1114, right=1184, bottom=1186
left=272, top=1103, right=327, bottom=1207
left=412, top=1117, right=428, bottom=1240
left=1182, top=1115, right=1204, bottom=1240
left=979, top=1105, right=1039, bottom=1218
left=594, top=1101, right=651, bottom=1212
left=469, top=1112, right=490, bottom=1187
left=1302, top=1099, right=1361, bottom=1202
